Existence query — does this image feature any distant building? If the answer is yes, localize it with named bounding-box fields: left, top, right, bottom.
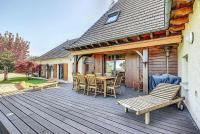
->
left=37, top=39, right=78, bottom=83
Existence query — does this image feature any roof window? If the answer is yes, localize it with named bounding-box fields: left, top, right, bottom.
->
left=105, top=11, right=120, bottom=24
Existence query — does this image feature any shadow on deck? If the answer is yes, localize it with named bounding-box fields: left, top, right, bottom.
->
left=0, top=83, right=199, bottom=134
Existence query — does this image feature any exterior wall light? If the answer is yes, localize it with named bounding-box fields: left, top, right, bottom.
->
left=186, top=32, right=194, bottom=44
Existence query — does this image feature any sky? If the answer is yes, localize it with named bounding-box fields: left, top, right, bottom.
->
left=0, top=0, right=117, bottom=56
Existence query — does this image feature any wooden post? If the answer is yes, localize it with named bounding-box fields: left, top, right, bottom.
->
left=143, top=48, right=149, bottom=94
left=145, top=112, right=150, bottom=125
left=74, top=55, right=78, bottom=73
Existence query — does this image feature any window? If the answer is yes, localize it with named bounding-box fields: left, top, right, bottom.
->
left=105, top=11, right=120, bottom=24
left=105, top=54, right=125, bottom=75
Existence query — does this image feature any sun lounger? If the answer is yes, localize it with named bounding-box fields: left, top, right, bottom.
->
left=32, top=80, right=58, bottom=90
left=118, top=83, right=184, bottom=124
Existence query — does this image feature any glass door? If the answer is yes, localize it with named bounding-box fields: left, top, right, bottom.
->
left=105, top=54, right=125, bottom=76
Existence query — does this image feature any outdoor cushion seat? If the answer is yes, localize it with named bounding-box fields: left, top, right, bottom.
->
left=118, top=83, right=184, bottom=124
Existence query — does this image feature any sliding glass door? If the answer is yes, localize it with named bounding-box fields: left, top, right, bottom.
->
left=105, top=54, right=125, bottom=76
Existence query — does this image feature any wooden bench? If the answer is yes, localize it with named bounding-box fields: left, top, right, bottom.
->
left=31, top=82, right=58, bottom=90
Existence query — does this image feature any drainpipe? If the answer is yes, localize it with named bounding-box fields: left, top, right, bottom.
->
left=164, top=46, right=171, bottom=74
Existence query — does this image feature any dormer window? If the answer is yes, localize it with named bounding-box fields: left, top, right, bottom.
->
left=105, top=11, right=120, bottom=24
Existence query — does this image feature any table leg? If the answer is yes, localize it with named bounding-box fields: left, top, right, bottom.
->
left=104, top=80, right=107, bottom=97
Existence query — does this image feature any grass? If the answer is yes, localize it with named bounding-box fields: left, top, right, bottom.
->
left=0, top=73, right=47, bottom=88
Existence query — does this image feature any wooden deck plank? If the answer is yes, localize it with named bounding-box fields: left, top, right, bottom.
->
left=2, top=96, right=85, bottom=134
left=0, top=84, right=199, bottom=134
left=41, top=89, right=194, bottom=123
left=2, top=96, right=70, bottom=134
left=29, top=89, right=198, bottom=133
left=20, top=93, right=176, bottom=134
left=21, top=90, right=198, bottom=134
left=0, top=110, right=21, bottom=134
left=0, top=102, right=37, bottom=134
left=42, top=86, right=192, bottom=118
left=0, top=98, right=53, bottom=134
left=8, top=95, right=117, bottom=134
left=7, top=96, right=102, bottom=134
left=45, top=87, right=194, bottom=122
left=12, top=94, right=136, bottom=134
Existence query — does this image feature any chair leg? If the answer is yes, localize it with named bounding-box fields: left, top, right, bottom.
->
left=125, top=107, right=128, bottom=113
left=145, top=112, right=150, bottom=125
left=113, top=89, right=117, bottom=98
left=94, top=88, right=97, bottom=97
left=83, top=87, right=86, bottom=95
left=87, top=88, right=89, bottom=96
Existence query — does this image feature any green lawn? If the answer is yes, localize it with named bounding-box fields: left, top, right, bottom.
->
left=0, top=73, right=47, bottom=88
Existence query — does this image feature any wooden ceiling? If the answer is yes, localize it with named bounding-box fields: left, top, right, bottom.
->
left=71, top=0, right=194, bottom=51
left=169, top=0, right=194, bottom=33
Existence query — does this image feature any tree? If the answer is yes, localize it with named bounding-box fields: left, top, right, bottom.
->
left=0, top=31, right=29, bottom=62
left=15, top=61, right=39, bottom=80
left=0, top=31, right=30, bottom=80
left=0, top=51, right=15, bottom=80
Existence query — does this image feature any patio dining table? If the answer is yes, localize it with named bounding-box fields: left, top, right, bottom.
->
left=96, top=76, right=115, bottom=97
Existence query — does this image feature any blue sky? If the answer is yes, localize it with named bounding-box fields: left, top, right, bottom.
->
left=0, top=0, right=116, bottom=56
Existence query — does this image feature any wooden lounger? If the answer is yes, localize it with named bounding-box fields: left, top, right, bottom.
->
left=32, top=82, right=58, bottom=90
left=118, top=83, right=185, bottom=124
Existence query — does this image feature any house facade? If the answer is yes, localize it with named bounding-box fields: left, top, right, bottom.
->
left=178, top=0, right=200, bottom=128
left=65, top=0, right=199, bottom=128
left=37, top=39, right=78, bottom=83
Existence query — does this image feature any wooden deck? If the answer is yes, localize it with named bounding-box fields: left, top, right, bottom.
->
left=0, top=84, right=199, bottom=134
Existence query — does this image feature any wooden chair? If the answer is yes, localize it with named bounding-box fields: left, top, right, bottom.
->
left=77, top=74, right=87, bottom=94
left=72, top=72, right=79, bottom=91
left=86, top=74, right=102, bottom=97
left=118, top=83, right=185, bottom=124
left=107, top=74, right=122, bottom=98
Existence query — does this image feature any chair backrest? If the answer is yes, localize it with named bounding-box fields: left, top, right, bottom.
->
left=72, top=73, right=78, bottom=83
left=150, top=83, right=181, bottom=100
left=105, top=73, right=112, bottom=77
left=113, top=74, right=122, bottom=87
left=77, top=74, right=86, bottom=85
left=95, top=73, right=102, bottom=76
left=86, top=74, right=97, bottom=87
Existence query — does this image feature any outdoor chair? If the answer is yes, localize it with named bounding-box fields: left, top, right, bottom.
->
left=107, top=74, right=122, bottom=98
left=95, top=73, right=102, bottom=76
left=117, top=83, right=185, bottom=124
left=72, top=72, right=79, bottom=91
left=77, top=74, right=87, bottom=94
left=86, top=74, right=102, bottom=97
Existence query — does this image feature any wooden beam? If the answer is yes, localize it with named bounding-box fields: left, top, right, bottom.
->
left=169, top=25, right=185, bottom=32
left=114, top=40, right=119, bottom=44
left=170, top=17, right=189, bottom=25
left=122, top=38, right=129, bottom=43
left=171, top=7, right=193, bottom=18
left=71, top=35, right=182, bottom=55
left=166, top=30, right=170, bottom=36
left=98, top=43, right=102, bottom=47
left=150, top=33, right=153, bottom=39
left=173, top=0, right=192, bottom=4
left=137, top=36, right=140, bottom=41
left=105, top=42, right=110, bottom=45
left=89, top=44, right=94, bottom=48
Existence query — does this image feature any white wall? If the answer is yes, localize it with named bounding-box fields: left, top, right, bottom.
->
left=178, top=0, right=200, bottom=129
left=38, top=55, right=74, bottom=83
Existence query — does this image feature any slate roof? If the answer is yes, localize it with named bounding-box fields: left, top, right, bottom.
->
left=39, top=38, right=78, bottom=60
left=69, top=0, right=170, bottom=49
